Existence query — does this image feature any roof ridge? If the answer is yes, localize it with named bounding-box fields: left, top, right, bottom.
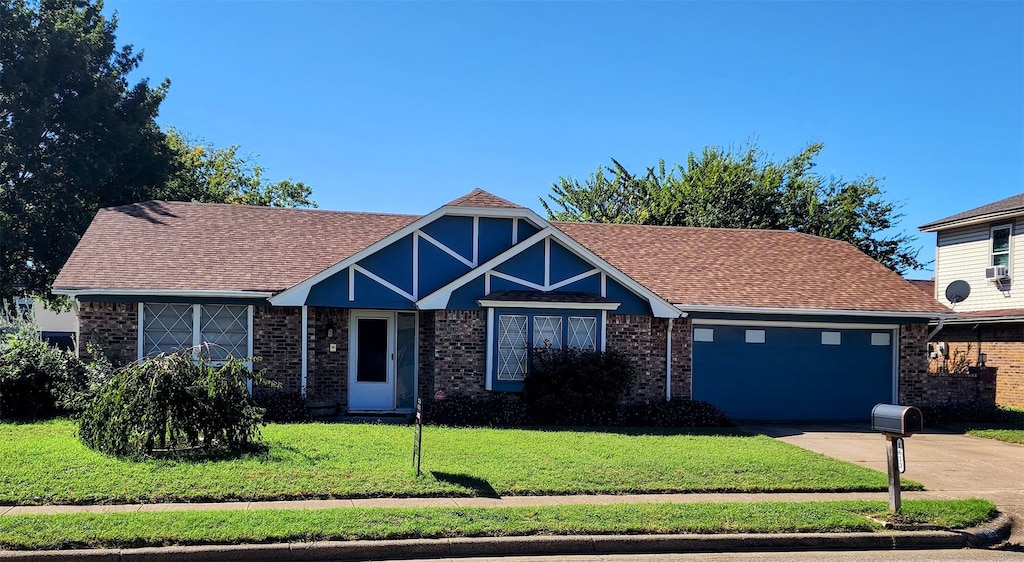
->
left=444, top=189, right=523, bottom=209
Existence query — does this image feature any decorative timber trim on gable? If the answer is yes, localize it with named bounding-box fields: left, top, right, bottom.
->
left=270, top=203, right=550, bottom=307
left=416, top=228, right=682, bottom=319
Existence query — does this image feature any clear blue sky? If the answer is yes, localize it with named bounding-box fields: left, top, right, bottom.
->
left=103, top=0, right=1023, bottom=279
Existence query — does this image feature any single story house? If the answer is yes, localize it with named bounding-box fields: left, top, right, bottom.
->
left=54, top=189, right=954, bottom=421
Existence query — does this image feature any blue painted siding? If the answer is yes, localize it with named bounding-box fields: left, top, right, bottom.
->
left=692, top=325, right=893, bottom=421
left=478, top=218, right=514, bottom=263
left=306, top=269, right=351, bottom=307
left=605, top=279, right=652, bottom=315
left=357, top=234, right=414, bottom=295
left=448, top=277, right=486, bottom=309
left=418, top=241, right=472, bottom=298
left=351, top=270, right=414, bottom=309
left=489, top=276, right=536, bottom=293
left=420, top=215, right=474, bottom=262
left=557, top=274, right=602, bottom=295
left=494, top=241, right=545, bottom=285
left=549, top=241, right=594, bottom=283
left=518, top=220, right=541, bottom=240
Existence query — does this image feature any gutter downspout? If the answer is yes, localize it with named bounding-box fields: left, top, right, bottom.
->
left=927, top=317, right=945, bottom=341
left=301, top=305, right=308, bottom=398
left=665, top=318, right=673, bottom=401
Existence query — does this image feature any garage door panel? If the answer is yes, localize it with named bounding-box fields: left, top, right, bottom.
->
left=692, top=325, right=894, bottom=421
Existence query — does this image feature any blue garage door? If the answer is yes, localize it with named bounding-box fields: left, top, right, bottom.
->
left=692, top=324, right=895, bottom=421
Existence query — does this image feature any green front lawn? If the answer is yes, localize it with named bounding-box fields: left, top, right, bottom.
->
left=0, top=420, right=918, bottom=505
left=0, top=499, right=997, bottom=550
left=968, top=429, right=1024, bottom=444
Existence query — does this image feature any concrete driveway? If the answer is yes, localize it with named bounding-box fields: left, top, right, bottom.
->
left=744, top=423, right=1024, bottom=541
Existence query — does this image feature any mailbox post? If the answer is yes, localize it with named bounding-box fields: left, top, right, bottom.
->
left=871, top=404, right=923, bottom=513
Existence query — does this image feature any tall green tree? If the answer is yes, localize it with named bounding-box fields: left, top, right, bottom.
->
left=160, top=129, right=316, bottom=208
left=542, top=143, right=922, bottom=274
left=0, top=0, right=175, bottom=300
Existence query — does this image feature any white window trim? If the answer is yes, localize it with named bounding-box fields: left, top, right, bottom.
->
left=138, top=303, right=254, bottom=373
left=567, top=316, right=597, bottom=350
left=991, top=223, right=1013, bottom=269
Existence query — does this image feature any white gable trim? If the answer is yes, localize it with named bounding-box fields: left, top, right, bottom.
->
left=417, top=228, right=682, bottom=319
left=270, top=205, right=550, bottom=306
left=680, top=304, right=955, bottom=320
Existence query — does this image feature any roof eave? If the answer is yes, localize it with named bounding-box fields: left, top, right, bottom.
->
left=677, top=304, right=955, bottom=320
left=52, top=288, right=275, bottom=299
left=919, top=209, right=1024, bottom=232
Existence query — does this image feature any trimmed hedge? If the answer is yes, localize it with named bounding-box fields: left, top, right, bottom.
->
left=425, top=394, right=731, bottom=428
left=254, top=389, right=313, bottom=423
left=918, top=400, right=1023, bottom=425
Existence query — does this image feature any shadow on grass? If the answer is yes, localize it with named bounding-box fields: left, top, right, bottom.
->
left=431, top=472, right=500, bottom=498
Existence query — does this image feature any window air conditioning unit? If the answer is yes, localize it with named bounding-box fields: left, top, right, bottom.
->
left=985, top=265, right=1009, bottom=282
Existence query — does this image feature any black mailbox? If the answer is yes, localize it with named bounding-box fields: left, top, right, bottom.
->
left=871, top=404, right=923, bottom=436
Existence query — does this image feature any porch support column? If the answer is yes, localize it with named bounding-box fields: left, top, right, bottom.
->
left=301, top=305, right=308, bottom=398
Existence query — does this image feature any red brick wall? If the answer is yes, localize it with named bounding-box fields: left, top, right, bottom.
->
left=77, top=301, right=137, bottom=365
left=605, top=314, right=669, bottom=403
left=308, top=308, right=348, bottom=407
left=418, top=311, right=436, bottom=401
left=431, top=310, right=488, bottom=397
left=930, top=323, right=1023, bottom=408
left=670, top=317, right=692, bottom=400
left=900, top=323, right=998, bottom=406
left=252, top=306, right=303, bottom=394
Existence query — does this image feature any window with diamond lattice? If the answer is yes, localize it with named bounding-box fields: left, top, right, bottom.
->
left=533, top=316, right=562, bottom=349
left=567, top=316, right=597, bottom=350
left=497, top=315, right=528, bottom=381
left=200, top=305, right=248, bottom=361
left=142, top=304, right=193, bottom=357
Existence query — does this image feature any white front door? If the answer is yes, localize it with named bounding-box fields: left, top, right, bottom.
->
left=349, top=311, right=395, bottom=411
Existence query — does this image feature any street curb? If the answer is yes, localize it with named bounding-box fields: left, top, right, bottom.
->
left=0, top=514, right=1013, bottom=561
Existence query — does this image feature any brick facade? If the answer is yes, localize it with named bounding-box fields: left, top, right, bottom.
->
left=77, top=301, right=138, bottom=364
left=605, top=314, right=667, bottom=403
left=900, top=323, right=998, bottom=406
left=79, top=304, right=982, bottom=413
left=252, top=306, right=302, bottom=393
left=308, top=308, right=349, bottom=407
left=430, top=310, right=488, bottom=397
left=929, top=323, right=1023, bottom=407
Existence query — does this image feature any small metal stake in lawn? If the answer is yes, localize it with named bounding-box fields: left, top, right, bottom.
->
left=412, top=397, right=423, bottom=476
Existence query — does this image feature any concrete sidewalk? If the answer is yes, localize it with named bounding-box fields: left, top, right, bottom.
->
left=746, top=424, right=1024, bottom=543
left=0, top=490, right=957, bottom=516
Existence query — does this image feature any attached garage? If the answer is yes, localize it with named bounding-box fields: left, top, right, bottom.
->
left=691, top=321, right=897, bottom=421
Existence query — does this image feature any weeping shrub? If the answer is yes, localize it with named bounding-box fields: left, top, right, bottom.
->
left=79, top=348, right=267, bottom=458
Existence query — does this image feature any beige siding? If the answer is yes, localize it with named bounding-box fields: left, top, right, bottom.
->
left=934, top=217, right=1024, bottom=311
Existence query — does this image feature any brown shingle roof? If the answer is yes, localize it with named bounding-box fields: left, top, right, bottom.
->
left=445, top=188, right=523, bottom=209
left=908, top=279, right=936, bottom=299
left=54, top=197, right=951, bottom=316
left=919, top=193, right=1024, bottom=231
left=53, top=201, right=417, bottom=293
left=554, top=222, right=950, bottom=315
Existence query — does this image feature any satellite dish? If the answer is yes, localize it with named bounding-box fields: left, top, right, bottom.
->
left=945, top=280, right=971, bottom=305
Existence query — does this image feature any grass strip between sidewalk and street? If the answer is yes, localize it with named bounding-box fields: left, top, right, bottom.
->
left=0, top=499, right=996, bottom=551
left=0, top=421, right=920, bottom=505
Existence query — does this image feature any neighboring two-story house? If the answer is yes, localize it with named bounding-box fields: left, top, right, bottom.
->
left=920, top=193, right=1024, bottom=407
